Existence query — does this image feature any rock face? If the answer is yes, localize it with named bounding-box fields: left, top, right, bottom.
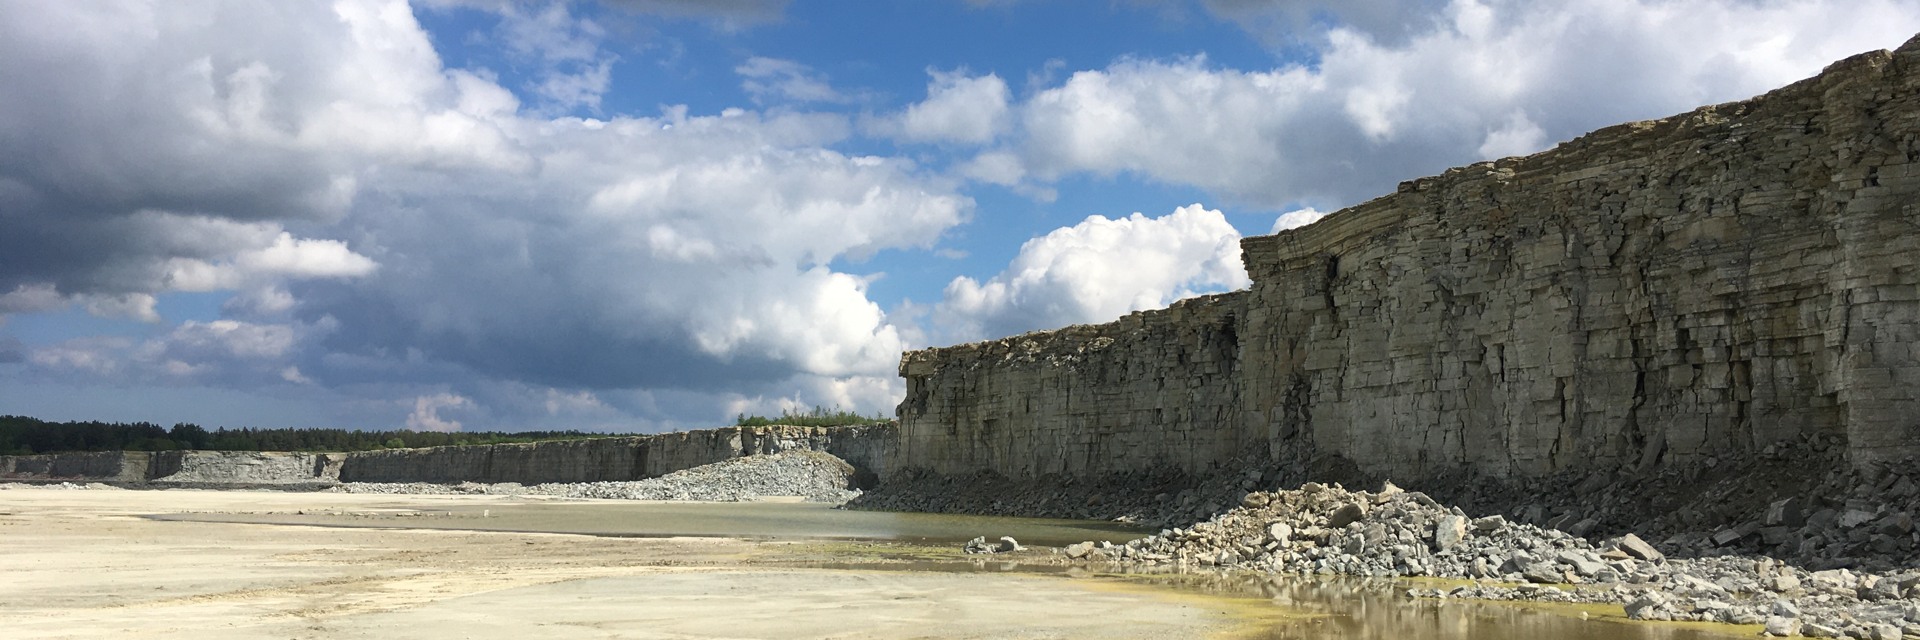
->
left=896, top=294, right=1246, bottom=477
left=0, top=450, right=340, bottom=484
left=331, top=451, right=862, bottom=503
left=338, top=425, right=895, bottom=485
left=340, top=437, right=646, bottom=484
left=897, top=37, right=1920, bottom=481
left=0, top=424, right=896, bottom=487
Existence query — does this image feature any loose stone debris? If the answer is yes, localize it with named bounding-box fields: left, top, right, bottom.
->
left=327, top=451, right=861, bottom=504
left=964, top=536, right=1025, bottom=554
left=1068, top=479, right=1920, bottom=638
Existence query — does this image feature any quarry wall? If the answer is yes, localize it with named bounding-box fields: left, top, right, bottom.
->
left=0, top=424, right=897, bottom=485
left=897, top=38, right=1920, bottom=481
left=0, top=450, right=340, bottom=484
left=337, top=425, right=896, bottom=484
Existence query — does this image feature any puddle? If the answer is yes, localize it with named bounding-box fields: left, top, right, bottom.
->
left=148, top=499, right=1148, bottom=546
left=153, top=499, right=1754, bottom=639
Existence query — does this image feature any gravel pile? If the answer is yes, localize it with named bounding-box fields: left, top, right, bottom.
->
left=1071, top=481, right=1920, bottom=637
left=1416, top=436, right=1919, bottom=574
left=0, top=481, right=123, bottom=490
left=327, top=451, right=860, bottom=503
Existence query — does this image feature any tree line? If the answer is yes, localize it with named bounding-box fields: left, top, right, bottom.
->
left=0, top=415, right=618, bottom=456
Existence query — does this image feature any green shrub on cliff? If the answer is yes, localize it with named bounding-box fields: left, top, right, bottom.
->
left=734, top=406, right=888, bottom=428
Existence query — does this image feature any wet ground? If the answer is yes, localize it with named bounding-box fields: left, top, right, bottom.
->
left=145, top=495, right=1756, bottom=639
left=152, top=498, right=1149, bottom=546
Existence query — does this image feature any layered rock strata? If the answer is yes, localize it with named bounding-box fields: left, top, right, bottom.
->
left=0, top=424, right=894, bottom=487
left=897, top=37, right=1920, bottom=482
left=337, top=424, right=892, bottom=485
left=0, top=450, right=339, bottom=484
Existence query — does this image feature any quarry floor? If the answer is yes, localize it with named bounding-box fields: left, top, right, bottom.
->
left=0, top=487, right=1754, bottom=639
left=0, top=487, right=1241, bottom=639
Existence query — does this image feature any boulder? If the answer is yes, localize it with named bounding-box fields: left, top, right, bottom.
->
left=1327, top=503, right=1367, bottom=529
left=1613, top=533, right=1664, bottom=562
left=1267, top=522, right=1293, bottom=545
left=1624, top=592, right=1671, bottom=620
left=1766, top=497, right=1808, bottom=527
left=1432, top=515, right=1469, bottom=551
left=1840, top=508, right=1879, bottom=529
left=1555, top=550, right=1607, bottom=578
left=1521, top=562, right=1563, bottom=584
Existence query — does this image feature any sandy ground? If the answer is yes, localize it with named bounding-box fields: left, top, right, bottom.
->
left=0, top=487, right=1238, bottom=639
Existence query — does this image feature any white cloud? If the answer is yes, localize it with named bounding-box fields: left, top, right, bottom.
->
left=1008, top=0, right=1920, bottom=209
left=736, top=57, right=848, bottom=104
left=165, top=232, right=378, bottom=292
left=407, top=392, right=472, bottom=432
left=1477, top=109, right=1548, bottom=159
left=280, top=366, right=312, bottom=384
left=224, top=286, right=299, bottom=317
left=163, top=320, right=300, bottom=360
left=0, top=1, right=969, bottom=417
left=29, top=338, right=134, bottom=376
left=8, top=0, right=1915, bottom=431
left=937, top=204, right=1250, bottom=340
left=873, top=70, right=1011, bottom=144
left=79, top=294, right=161, bottom=323
left=1271, top=207, right=1327, bottom=233
left=0, top=284, right=65, bottom=315
left=544, top=388, right=606, bottom=415
left=957, top=150, right=1026, bottom=186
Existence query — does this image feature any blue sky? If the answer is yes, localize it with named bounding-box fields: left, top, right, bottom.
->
left=2, top=0, right=1918, bottom=432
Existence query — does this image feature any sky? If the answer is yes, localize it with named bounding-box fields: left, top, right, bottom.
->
left=2, top=0, right=1917, bottom=433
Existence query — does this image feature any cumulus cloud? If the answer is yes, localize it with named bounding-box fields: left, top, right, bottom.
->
left=937, top=204, right=1249, bottom=340
left=0, top=285, right=68, bottom=315
left=0, top=1, right=475, bottom=320
left=29, top=338, right=134, bottom=377
left=1007, top=0, right=1920, bottom=209
left=24, top=317, right=330, bottom=390
left=407, top=393, right=473, bottom=432
left=0, top=1, right=971, bottom=429
left=9, top=0, right=1914, bottom=431
left=79, top=294, right=161, bottom=324
left=1271, top=207, right=1327, bottom=233
left=870, top=70, right=1011, bottom=144
left=166, top=232, right=378, bottom=292
left=427, top=1, right=619, bottom=113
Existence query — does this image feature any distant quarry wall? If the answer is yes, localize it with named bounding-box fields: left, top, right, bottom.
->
left=0, top=424, right=896, bottom=486
left=0, top=450, right=340, bottom=484
left=897, top=37, right=1920, bottom=481
left=337, top=424, right=896, bottom=485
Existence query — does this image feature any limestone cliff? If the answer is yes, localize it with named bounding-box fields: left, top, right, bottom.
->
left=898, top=37, right=1920, bottom=481
left=337, top=424, right=894, bottom=484
left=0, top=424, right=894, bottom=486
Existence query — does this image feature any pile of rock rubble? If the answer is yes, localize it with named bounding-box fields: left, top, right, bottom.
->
left=0, top=481, right=122, bottom=490
left=328, top=451, right=860, bottom=503
left=1068, top=481, right=1920, bottom=638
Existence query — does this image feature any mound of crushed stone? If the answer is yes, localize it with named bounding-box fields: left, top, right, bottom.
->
left=328, top=450, right=859, bottom=503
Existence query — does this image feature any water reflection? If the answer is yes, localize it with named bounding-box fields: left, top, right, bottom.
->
left=765, top=559, right=1747, bottom=639
left=151, top=500, right=1149, bottom=547
left=153, top=501, right=1747, bottom=638
left=1107, top=570, right=1747, bottom=640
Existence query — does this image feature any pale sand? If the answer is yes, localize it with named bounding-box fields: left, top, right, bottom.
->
left=0, top=487, right=1238, bottom=639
